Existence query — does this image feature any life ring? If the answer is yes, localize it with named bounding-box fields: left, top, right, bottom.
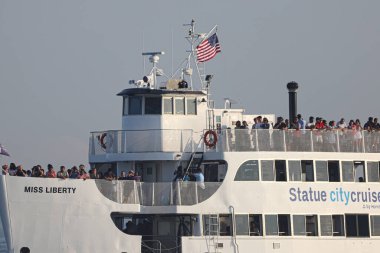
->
left=98, top=133, right=112, bottom=150
left=204, top=130, right=218, bottom=148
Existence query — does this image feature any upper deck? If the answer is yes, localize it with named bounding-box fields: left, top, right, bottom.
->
left=89, top=129, right=380, bottom=159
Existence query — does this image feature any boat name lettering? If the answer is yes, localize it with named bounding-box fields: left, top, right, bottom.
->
left=24, top=186, right=77, bottom=194
left=289, top=187, right=380, bottom=206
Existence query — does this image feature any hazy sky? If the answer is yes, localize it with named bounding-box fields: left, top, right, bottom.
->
left=1, top=0, right=380, bottom=169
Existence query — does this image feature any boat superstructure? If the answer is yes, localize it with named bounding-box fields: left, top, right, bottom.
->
left=1, top=21, right=380, bottom=253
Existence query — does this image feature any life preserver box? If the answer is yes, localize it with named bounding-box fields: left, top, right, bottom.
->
left=204, top=130, right=218, bottom=148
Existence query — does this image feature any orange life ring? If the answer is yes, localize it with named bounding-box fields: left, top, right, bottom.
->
left=99, top=133, right=107, bottom=149
left=204, top=130, right=218, bottom=148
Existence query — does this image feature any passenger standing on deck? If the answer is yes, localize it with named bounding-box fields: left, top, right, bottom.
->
left=57, top=166, right=68, bottom=179
left=9, top=163, right=17, bottom=176
left=69, top=166, right=80, bottom=179
left=15, top=165, right=26, bottom=177
left=193, top=168, right=205, bottom=189
left=118, top=171, right=128, bottom=180
left=89, top=167, right=99, bottom=179
left=297, top=114, right=306, bottom=130
left=306, top=116, right=315, bottom=129
left=46, top=164, right=57, bottom=178
left=2, top=164, right=9, bottom=175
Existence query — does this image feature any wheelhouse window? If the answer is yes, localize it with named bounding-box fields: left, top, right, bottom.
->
left=144, top=97, right=162, bottom=114
left=265, top=214, right=291, bottom=236
left=235, top=160, right=259, bottom=181
left=128, top=96, right=142, bottom=115
left=345, top=214, right=370, bottom=237
left=320, top=215, right=345, bottom=236
left=371, top=215, right=380, bottom=236
left=186, top=98, right=197, bottom=115
left=175, top=98, right=185, bottom=115
left=288, top=160, right=314, bottom=182
left=293, top=215, right=318, bottom=236
left=163, top=97, right=173, bottom=114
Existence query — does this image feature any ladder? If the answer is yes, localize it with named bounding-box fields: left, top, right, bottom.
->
left=205, top=214, right=220, bottom=253
left=183, top=151, right=204, bottom=179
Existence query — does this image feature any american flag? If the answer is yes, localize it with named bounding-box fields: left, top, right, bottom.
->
left=196, top=33, right=221, bottom=63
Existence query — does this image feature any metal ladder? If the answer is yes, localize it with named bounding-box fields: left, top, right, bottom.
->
left=205, top=214, right=220, bottom=253
left=183, top=151, right=204, bottom=179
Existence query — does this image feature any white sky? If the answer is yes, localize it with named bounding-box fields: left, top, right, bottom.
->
left=1, top=0, right=380, bottom=169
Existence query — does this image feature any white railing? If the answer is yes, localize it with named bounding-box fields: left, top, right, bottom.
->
left=95, top=180, right=222, bottom=206
left=90, top=129, right=380, bottom=155
left=212, top=129, right=380, bottom=153
left=89, top=129, right=194, bottom=155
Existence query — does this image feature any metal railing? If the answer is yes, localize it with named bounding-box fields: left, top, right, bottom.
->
left=213, top=129, right=380, bottom=153
left=89, top=129, right=195, bottom=155
left=90, top=129, right=380, bottom=154
left=95, top=180, right=222, bottom=206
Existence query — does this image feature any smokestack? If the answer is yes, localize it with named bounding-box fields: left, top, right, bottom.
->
left=287, top=81, right=299, bottom=124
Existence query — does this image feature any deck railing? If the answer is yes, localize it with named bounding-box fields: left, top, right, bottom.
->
left=216, top=129, right=380, bottom=153
left=89, top=129, right=195, bottom=155
left=90, top=129, right=380, bottom=154
left=95, top=180, right=221, bottom=206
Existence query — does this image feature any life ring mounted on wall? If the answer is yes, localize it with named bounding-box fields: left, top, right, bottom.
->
left=97, top=133, right=113, bottom=151
left=204, top=130, right=218, bottom=148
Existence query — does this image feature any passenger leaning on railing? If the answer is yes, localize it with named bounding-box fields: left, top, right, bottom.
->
left=2, top=164, right=9, bottom=175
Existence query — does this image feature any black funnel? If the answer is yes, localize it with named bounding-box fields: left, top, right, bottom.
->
left=287, top=81, right=299, bottom=124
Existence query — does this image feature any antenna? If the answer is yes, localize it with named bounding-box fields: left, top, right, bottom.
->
left=141, top=52, right=165, bottom=89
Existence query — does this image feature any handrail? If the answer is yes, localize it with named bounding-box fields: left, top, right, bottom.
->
left=90, top=129, right=380, bottom=156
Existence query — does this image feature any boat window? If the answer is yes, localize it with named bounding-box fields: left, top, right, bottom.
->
left=328, top=161, right=340, bottom=182
left=288, top=160, right=301, bottom=181
left=235, top=214, right=249, bottom=235
left=261, top=160, right=274, bottom=181
left=320, top=215, right=345, bottom=236
left=302, top=160, right=314, bottom=181
left=163, top=97, right=173, bottom=114
left=249, top=214, right=263, bottom=236
left=289, top=160, right=314, bottom=181
left=234, top=160, right=259, bottom=181
left=275, top=160, right=287, bottom=181
left=316, top=161, right=328, bottom=181
left=265, top=214, right=291, bottom=236
left=186, top=98, right=197, bottom=115
left=203, top=215, right=218, bottom=236
left=367, top=162, right=380, bottom=182
left=354, top=161, right=365, bottom=182
left=128, top=96, right=142, bottom=115
left=123, top=97, right=128, bottom=115
left=371, top=215, right=380, bottom=236
left=293, top=215, right=318, bottom=236
left=144, top=97, right=162, bottom=114
left=175, top=98, right=185, bottom=115
left=342, top=161, right=354, bottom=182
left=345, top=214, right=370, bottom=237
left=219, top=214, right=232, bottom=236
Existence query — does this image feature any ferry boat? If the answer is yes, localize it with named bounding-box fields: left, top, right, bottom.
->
left=1, top=20, right=380, bottom=253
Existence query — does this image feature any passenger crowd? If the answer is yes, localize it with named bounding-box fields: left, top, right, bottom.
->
left=1, top=163, right=141, bottom=181
left=235, top=114, right=380, bottom=132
